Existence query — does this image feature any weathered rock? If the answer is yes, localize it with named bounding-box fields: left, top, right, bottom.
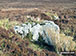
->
left=14, top=20, right=76, bottom=53
left=14, top=20, right=60, bottom=46
left=30, top=24, right=43, bottom=41
left=42, top=20, right=60, bottom=46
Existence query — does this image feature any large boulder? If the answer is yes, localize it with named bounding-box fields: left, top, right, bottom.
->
left=42, top=20, right=60, bottom=46
left=14, top=20, right=60, bottom=46
left=14, top=20, right=76, bottom=53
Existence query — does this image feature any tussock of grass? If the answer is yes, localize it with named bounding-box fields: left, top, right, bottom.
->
left=0, top=19, right=19, bottom=30
left=29, top=43, right=43, bottom=51
left=59, top=33, right=76, bottom=51
left=46, top=28, right=76, bottom=53
left=45, top=12, right=59, bottom=20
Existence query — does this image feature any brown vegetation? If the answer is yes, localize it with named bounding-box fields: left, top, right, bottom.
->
left=0, top=27, right=58, bottom=56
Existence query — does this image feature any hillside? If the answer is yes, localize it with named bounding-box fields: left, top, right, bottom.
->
left=0, top=0, right=76, bottom=3
left=0, top=0, right=76, bottom=56
left=0, top=0, right=76, bottom=8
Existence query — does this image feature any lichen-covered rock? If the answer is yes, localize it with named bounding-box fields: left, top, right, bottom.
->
left=42, top=21, right=60, bottom=46
left=14, top=20, right=76, bottom=53
left=14, top=20, right=60, bottom=45
left=30, top=24, right=43, bottom=41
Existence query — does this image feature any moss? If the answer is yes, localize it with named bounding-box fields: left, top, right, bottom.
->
left=1, top=42, right=5, bottom=48
left=29, top=42, right=43, bottom=51
left=25, top=32, right=33, bottom=41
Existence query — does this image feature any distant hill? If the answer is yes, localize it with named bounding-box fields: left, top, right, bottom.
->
left=0, top=0, right=76, bottom=8
left=0, top=0, right=76, bottom=3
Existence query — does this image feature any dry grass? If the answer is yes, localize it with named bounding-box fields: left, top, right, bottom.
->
left=46, top=28, right=76, bottom=53
left=0, top=19, right=20, bottom=30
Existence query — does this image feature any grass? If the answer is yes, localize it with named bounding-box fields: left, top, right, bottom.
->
left=0, top=16, right=76, bottom=56
left=45, top=28, right=76, bottom=53
left=60, top=33, right=76, bottom=51
left=0, top=18, right=44, bottom=53
left=29, top=43, right=43, bottom=51
left=0, top=19, right=20, bottom=30
left=45, top=12, right=59, bottom=20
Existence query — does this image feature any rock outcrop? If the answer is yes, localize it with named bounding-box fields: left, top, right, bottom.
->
left=14, top=20, right=60, bottom=46
left=14, top=19, right=76, bottom=53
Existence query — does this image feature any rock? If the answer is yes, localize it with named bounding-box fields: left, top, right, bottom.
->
left=30, top=24, right=43, bottom=41
left=42, top=20, right=60, bottom=46
left=14, top=20, right=60, bottom=46
left=14, top=26, right=24, bottom=38
left=14, top=20, right=76, bottom=53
